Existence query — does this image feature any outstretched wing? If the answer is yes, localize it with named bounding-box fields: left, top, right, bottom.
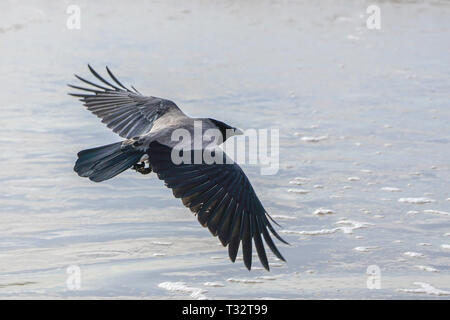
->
left=147, top=142, right=288, bottom=271
left=68, top=65, right=184, bottom=139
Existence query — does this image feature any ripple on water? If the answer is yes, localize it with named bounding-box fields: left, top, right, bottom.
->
left=404, top=252, right=426, bottom=258
left=398, top=282, right=450, bottom=296
left=255, top=276, right=277, bottom=280
left=287, top=188, right=310, bottom=194
left=313, top=208, right=335, bottom=215
left=414, top=265, right=439, bottom=273
left=423, top=210, right=450, bottom=216
left=282, top=219, right=373, bottom=236
left=153, top=253, right=166, bottom=257
left=353, top=246, right=379, bottom=252
left=300, top=135, right=328, bottom=142
left=203, top=282, right=225, bottom=288
left=151, top=241, right=173, bottom=246
left=418, top=243, right=432, bottom=247
left=380, top=187, right=401, bottom=192
left=398, top=197, right=435, bottom=204
left=158, top=282, right=207, bottom=300
left=271, top=215, right=297, bottom=220
left=226, top=278, right=264, bottom=284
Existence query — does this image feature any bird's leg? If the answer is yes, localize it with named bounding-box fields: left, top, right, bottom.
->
left=132, top=154, right=152, bottom=175
left=132, top=162, right=152, bottom=175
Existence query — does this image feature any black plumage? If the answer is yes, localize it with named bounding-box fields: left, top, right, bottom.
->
left=69, top=65, right=288, bottom=271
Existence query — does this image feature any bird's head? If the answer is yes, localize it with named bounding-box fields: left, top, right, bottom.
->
left=208, top=118, right=243, bottom=141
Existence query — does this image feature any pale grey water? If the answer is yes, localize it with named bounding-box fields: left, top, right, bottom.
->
left=0, top=0, right=449, bottom=299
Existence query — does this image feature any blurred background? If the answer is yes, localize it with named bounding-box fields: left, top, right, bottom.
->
left=0, top=0, right=449, bottom=299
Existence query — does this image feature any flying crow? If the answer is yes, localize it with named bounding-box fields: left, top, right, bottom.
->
left=69, top=65, right=287, bottom=271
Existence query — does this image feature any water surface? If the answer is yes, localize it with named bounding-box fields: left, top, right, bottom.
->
left=0, top=0, right=449, bottom=299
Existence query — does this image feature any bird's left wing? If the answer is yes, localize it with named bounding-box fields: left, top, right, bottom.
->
left=147, top=141, right=288, bottom=271
left=68, top=65, right=184, bottom=139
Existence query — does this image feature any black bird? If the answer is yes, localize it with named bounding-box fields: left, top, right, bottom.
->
left=69, top=65, right=287, bottom=271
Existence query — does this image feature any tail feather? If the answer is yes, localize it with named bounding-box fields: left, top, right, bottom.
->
left=74, top=142, right=144, bottom=182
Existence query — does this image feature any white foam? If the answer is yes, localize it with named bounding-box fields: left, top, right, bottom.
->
left=282, top=219, right=372, bottom=236
left=404, top=251, right=425, bottom=258
left=287, top=188, right=310, bottom=194
left=151, top=241, right=173, bottom=246
left=414, top=265, right=439, bottom=273
left=288, top=180, right=304, bottom=185
left=255, top=276, right=277, bottom=280
left=380, top=187, right=401, bottom=192
left=289, top=177, right=311, bottom=185
left=353, top=246, right=378, bottom=252
left=158, top=282, right=208, bottom=300
left=398, top=197, right=435, bottom=204
left=418, top=243, right=432, bottom=247
left=282, top=228, right=339, bottom=235
left=203, top=282, right=225, bottom=287
left=271, top=215, right=296, bottom=220
left=398, top=282, right=450, bottom=296
left=270, top=263, right=284, bottom=268
left=348, top=176, right=360, bottom=181
left=226, top=278, right=263, bottom=284
left=423, top=210, right=450, bottom=216
left=301, top=135, right=328, bottom=142
left=313, top=208, right=335, bottom=215
left=441, top=244, right=450, bottom=249
left=335, top=220, right=373, bottom=234
left=292, top=177, right=311, bottom=182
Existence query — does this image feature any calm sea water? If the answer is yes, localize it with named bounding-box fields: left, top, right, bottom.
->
left=0, top=0, right=449, bottom=299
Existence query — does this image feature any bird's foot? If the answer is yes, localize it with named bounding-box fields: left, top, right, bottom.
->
left=132, top=162, right=152, bottom=175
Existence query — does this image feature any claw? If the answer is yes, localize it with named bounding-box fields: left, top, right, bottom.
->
left=132, top=162, right=152, bottom=175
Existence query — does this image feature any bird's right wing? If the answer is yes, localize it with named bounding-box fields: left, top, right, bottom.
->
left=68, top=65, right=184, bottom=139
left=147, top=141, right=288, bottom=271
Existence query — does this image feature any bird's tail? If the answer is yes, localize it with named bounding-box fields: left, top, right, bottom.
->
left=74, top=142, right=144, bottom=182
